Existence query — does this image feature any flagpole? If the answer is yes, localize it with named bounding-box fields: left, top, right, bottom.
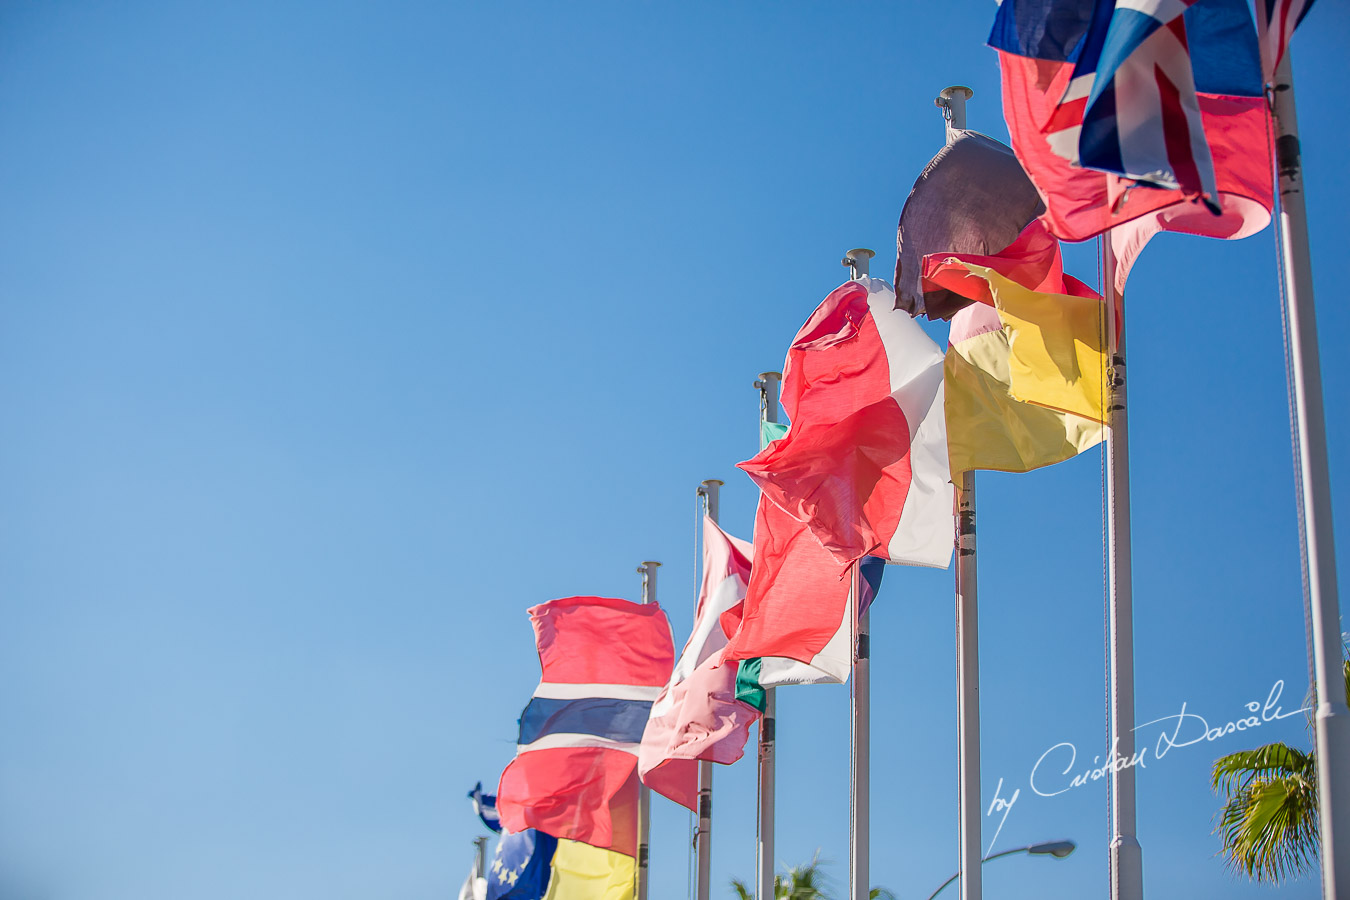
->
left=1253, top=33, right=1350, bottom=897
left=694, top=479, right=723, bottom=900
left=474, top=836, right=487, bottom=881
left=752, top=371, right=781, bottom=900
left=1101, top=236, right=1144, bottom=900
left=844, top=249, right=872, bottom=900
left=849, top=559, right=869, bottom=900
left=637, top=560, right=661, bottom=900
left=936, top=84, right=983, bottom=900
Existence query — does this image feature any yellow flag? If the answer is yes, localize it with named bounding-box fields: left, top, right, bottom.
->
left=963, top=263, right=1110, bottom=424
left=544, top=839, right=636, bottom=900
left=945, top=301, right=1103, bottom=478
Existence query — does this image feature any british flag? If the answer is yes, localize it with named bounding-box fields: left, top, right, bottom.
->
left=1045, top=0, right=1217, bottom=208
left=1261, top=0, right=1317, bottom=76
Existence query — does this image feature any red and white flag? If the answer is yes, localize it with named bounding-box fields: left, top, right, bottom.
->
left=497, top=596, right=674, bottom=856
left=739, top=276, right=952, bottom=570
left=638, top=517, right=759, bottom=809
left=1262, top=0, right=1317, bottom=77
left=722, top=277, right=951, bottom=677
left=720, top=496, right=864, bottom=682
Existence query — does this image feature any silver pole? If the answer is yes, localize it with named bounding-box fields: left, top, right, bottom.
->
left=1255, top=32, right=1350, bottom=896
left=850, top=561, right=870, bottom=900
left=936, top=85, right=973, bottom=140
left=1102, top=238, right=1143, bottom=900
left=474, top=836, right=487, bottom=880
left=843, top=249, right=874, bottom=279
left=936, top=84, right=983, bottom=900
left=841, top=247, right=875, bottom=900
left=694, top=480, right=723, bottom=900
left=955, top=472, right=981, bottom=900
left=752, top=372, right=781, bottom=900
left=637, top=560, right=661, bottom=900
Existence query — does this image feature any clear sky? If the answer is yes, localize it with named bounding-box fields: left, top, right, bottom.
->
left=2, top=2, right=1348, bottom=899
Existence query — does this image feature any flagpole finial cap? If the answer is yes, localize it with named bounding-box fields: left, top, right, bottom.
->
left=937, top=85, right=973, bottom=104
left=699, top=479, right=724, bottom=489
left=843, top=248, right=875, bottom=278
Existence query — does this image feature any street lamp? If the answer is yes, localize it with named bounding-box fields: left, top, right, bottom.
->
left=925, top=840, right=1076, bottom=900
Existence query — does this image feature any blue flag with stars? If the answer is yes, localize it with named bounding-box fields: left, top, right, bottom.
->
left=486, top=829, right=557, bottom=900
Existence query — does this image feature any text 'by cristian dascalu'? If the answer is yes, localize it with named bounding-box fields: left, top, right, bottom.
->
left=983, top=679, right=1309, bottom=854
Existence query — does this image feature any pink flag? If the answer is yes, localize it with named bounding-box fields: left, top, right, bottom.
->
left=497, top=596, right=674, bottom=856
left=638, top=517, right=759, bottom=809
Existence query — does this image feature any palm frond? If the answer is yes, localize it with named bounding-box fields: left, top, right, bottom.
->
left=1211, top=742, right=1314, bottom=795
left=1213, top=742, right=1320, bottom=883
left=731, top=878, right=754, bottom=900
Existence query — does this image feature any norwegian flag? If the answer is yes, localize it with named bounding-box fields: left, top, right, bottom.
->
left=1261, top=0, right=1317, bottom=76
left=1045, top=0, right=1218, bottom=209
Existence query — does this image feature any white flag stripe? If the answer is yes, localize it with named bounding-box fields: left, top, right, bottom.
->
left=518, top=733, right=642, bottom=755
left=532, top=683, right=663, bottom=702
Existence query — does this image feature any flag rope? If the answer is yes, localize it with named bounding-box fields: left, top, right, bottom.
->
left=1096, top=234, right=1113, bottom=900
left=1265, top=79, right=1318, bottom=704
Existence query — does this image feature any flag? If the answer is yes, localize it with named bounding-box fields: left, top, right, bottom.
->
left=894, top=130, right=1046, bottom=319
left=1049, top=0, right=1218, bottom=202
left=731, top=420, right=852, bottom=699
left=497, top=597, right=674, bottom=856
left=976, top=264, right=1111, bottom=424
left=638, top=516, right=759, bottom=809
left=460, top=868, right=487, bottom=900
left=739, top=276, right=952, bottom=570
left=920, top=211, right=1099, bottom=306
left=925, top=221, right=1105, bottom=477
left=990, top=0, right=1272, bottom=292
left=470, top=781, right=502, bottom=833
left=722, top=494, right=889, bottom=682
left=544, top=839, right=636, bottom=900
left=732, top=554, right=886, bottom=698
left=1261, top=0, right=1317, bottom=77
left=487, top=829, right=557, bottom=900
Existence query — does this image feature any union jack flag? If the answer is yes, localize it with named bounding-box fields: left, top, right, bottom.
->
left=1045, top=0, right=1219, bottom=210
left=1261, top=0, right=1317, bottom=76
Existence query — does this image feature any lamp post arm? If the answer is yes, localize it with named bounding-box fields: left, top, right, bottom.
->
left=924, top=846, right=1051, bottom=900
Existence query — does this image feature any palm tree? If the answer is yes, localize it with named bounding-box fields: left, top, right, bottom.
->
left=730, top=854, right=896, bottom=900
left=1212, top=654, right=1350, bottom=882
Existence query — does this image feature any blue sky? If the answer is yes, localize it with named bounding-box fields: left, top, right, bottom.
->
left=2, top=2, right=1348, bottom=898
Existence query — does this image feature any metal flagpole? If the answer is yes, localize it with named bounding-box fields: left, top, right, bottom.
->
left=936, top=84, right=983, bottom=900
left=955, top=475, right=980, bottom=900
left=752, top=371, right=781, bottom=900
left=1101, top=236, right=1143, bottom=900
left=844, top=249, right=872, bottom=900
left=637, top=560, right=661, bottom=900
left=694, top=479, right=723, bottom=900
left=849, top=559, right=869, bottom=900
left=474, top=836, right=487, bottom=880
left=1252, top=30, right=1350, bottom=897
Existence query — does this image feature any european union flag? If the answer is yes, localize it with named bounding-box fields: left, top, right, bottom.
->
left=486, top=829, right=557, bottom=900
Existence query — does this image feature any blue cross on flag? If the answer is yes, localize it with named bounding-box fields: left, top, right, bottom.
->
left=486, top=829, right=557, bottom=900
